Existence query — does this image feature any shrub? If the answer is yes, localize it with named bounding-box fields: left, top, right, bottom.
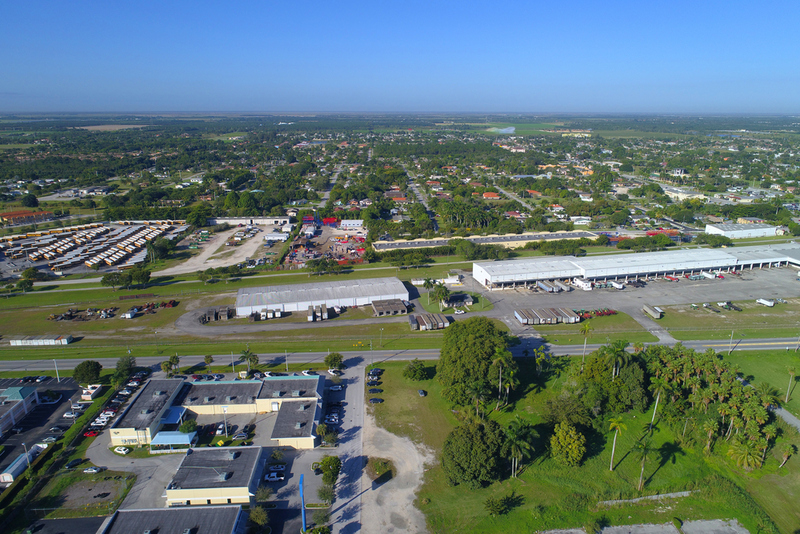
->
left=317, top=484, right=335, bottom=504
left=178, top=419, right=197, bottom=433
left=484, top=496, right=505, bottom=516
left=249, top=505, right=269, bottom=526
left=550, top=422, right=586, bottom=467
left=403, top=359, right=428, bottom=381
left=312, top=509, right=331, bottom=526
left=255, top=485, right=273, bottom=502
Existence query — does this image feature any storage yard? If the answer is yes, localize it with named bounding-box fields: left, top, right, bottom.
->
left=0, top=221, right=187, bottom=274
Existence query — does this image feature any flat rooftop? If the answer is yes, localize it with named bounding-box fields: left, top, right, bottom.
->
left=257, top=375, right=323, bottom=400
left=169, top=446, right=261, bottom=490
left=99, top=505, right=244, bottom=534
left=235, top=276, right=408, bottom=308
left=115, top=379, right=183, bottom=431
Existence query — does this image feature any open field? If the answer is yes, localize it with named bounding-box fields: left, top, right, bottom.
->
left=370, top=359, right=800, bottom=534
left=724, top=350, right=800, bottom=417
left=27, top=469, right=135, bottom=519
left=659, top=298, right=800, bottom=340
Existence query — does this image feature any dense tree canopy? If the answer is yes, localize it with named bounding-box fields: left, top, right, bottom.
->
left=73, top=360, right=102, bottom=384
left=437, top=316, right=511, bottom=405
left=442, top=420, right=506, bottom=488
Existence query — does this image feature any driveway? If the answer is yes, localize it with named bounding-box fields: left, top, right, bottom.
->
left=85, top=432, right=185, bottom=509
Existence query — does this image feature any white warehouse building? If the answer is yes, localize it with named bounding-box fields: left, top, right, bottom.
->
left=235, top=277, right=409, bottom=315
left=705, top=223, right=777, bottom=239
left=473, top=243, right=800, bottom=289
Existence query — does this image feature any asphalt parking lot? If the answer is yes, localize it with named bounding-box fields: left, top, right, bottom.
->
left=0, top=380, right=80, bottom=479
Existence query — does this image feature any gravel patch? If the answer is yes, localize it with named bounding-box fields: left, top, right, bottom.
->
left=360, top=411, right=433, bottom=534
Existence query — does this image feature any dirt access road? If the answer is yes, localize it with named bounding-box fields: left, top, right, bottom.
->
left=153, top=227, right=266, bottom=277
left=359, top=411, right=432, bottom=534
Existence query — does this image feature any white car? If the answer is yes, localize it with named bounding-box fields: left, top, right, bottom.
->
left=63, top=412, right=78, bottom=419
left=114, top=447, right=130, bottom=455
left=264, top=471, right=285, bottom=482
left=302, top=370, right=314, bottom=376
left=454, top=309, right=466, bottom=315
left=83, top=466, right=102, bottom=474
left=268, top=464, right=286, bottom=471
left=330, top=385, right=344, bottom=392
left=327, top=369, right=339, bottom=376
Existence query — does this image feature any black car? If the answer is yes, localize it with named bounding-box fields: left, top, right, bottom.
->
left=368, top=368, right=384, bottom=376
left=369, top=398, right=384, bottom=404
left=368, top=388, right=383, bottom=394
left=66, top=459, right=83, bottom=469
left=367, top=380, right=380, bottom=387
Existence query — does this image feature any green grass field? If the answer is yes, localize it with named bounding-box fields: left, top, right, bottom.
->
left=370, top=358, right=800, bottom=533
left=659, top=298, right=800, bottom=340
left=538, top=312, right=658, bottom=345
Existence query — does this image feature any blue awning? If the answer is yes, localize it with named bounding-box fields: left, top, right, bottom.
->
left=160, top=406, right=187, bottom=425
left=150, top=431, right=196, bottom=446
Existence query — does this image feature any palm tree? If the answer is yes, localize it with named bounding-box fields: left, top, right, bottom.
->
left=779, top=444, right=796, bottom=468
left=727, top=438, right=759, bottom=471
left=753, top=382, right=780, bottom=409
left=601, top=340, right=630, bottom=381
left=504, top=369, right=520, bottom=405
left=649, top=376, right=668, bottom=432
left=432, top=283, right=450, bottom=312
left=423, top=277, right=434, bottom=304
left=506, top=415, right=537, bottom=477
left=703, top=419, right=718, bottom=453
left=635, top=438, right=653, bottom=491
left=633, top=342, right=645, bottom=354
left=492, top=348, right=512, bottom=402
left=757, top=437, right=770, bottom=467
left=609, top=417, right=627, bottom=471
left=466, top=381, right=489, bottom=418
left=241, top=349, right=258, bottom=370
left=579, top=321, right=593, bottom=372
left=786, top=366, right=796, bottom=404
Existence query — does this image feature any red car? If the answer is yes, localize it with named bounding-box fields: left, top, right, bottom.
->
left=84, top=430, right=99, bottom=437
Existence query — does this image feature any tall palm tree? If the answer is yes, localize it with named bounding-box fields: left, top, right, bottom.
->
left=601, top=340, right=630, bottom=381
left=703, top=419, right=718, bottom=453
left=432, top=283, right=450, bottom=311
left=649, top=376, right=668, bottom=432
left=466, top=381, right=489, bottom=418
left=492, top=348, right=512, bottom=402
left=609, top=417, right=627, bottom=471
left=422, top=277, right=434, bottom=304
left=506, top=415, right=537, bottom=477
left=579, top=321, right=593, bottom=372
left=504, top=369, right=520, bottom=405
left=635, top=438, right=652, bottom=491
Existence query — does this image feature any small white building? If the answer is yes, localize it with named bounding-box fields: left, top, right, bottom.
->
left=340, top=219, right=364, bottom=232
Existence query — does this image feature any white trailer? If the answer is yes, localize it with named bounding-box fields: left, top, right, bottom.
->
left=756, top=298, right=775, bottom=307
left=701, top=271, right=716, bottom=280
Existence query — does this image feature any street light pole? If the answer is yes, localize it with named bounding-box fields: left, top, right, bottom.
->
left=285, top=350, right=289, bottom=373
left=728, top=330, right=734, bottom=355
left=231, top=351, right=235, bottom=374
left=53, top=359, right=60, bottom=383
left=380, top=328, right=383, bottom=349
left=222, top=407, right=228, bottom=438
left=22, top=442, right=30, bottom=469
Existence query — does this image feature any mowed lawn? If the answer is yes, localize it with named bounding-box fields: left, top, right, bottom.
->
left=659, top=299, right=800, bottom=340
left=370, top=358, right=800, bottom=534
left=538, top=311, right=658, bottom=345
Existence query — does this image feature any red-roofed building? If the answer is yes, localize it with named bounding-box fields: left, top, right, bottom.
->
left=483, top=192, right=500, bottom=199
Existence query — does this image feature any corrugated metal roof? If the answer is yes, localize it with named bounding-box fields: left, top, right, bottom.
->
left=235, top=277, right=408, bottom=309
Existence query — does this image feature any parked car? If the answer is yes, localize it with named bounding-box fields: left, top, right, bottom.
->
left=418, top=390, right=427, bottom=397
left=265, top=471, right=285, bottom=482
left=83, top=467, right=102, bottom=474
left=63, top=412, right=78, bottom=419
left=232, top=432, right=247, bottom=440
left=71, top=404, right=84, bottom=411
left=454, top=309, right=465, bottom=315
left=49, top=426, right=65, bottom=433
left=36, top=376, right=51, bottom=382
left=126, top=381, right=140, bottom=387
left=114, top=447, right=130, bottom=455
left=268, top=464, right=286, bottom=471
left=216, top=423, right=228, bottom=435
left=302, top=369, right=315, bottom=376
left=84, top=430, right=99, bottom=437
left=368, top=388, right=383, bottom=394
left=42, top=436, right=58, bottom=443
left=369, top=398, right=384, bottom=404
left=327, top=369, right=339, bottom=376
left=66, top=459, right=83, bottom=469
left=368, top=368, right=384, bottom=376
left=330, top=385, right=344, bottom=392
left=118, top=389, right=132, bottom=396
left=214, top=374, right=225, bottom=380
left=367, top=380, right=380, bottom=387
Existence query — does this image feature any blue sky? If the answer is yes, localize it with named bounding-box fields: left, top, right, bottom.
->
left=2, top=0, right=799, bottom=113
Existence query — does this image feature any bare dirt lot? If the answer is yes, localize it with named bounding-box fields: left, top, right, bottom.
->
left=360, top=411, right=432, bottom=534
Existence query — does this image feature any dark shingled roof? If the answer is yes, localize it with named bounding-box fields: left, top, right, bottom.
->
left=271, top=400, right=319, bottom=439
left=169, top=446, right=261, bottom=490
left=24, top=517, right=106, bottom=534
left=99, top=505, right=246, bottom=534
left=115, top=379, right=183, bottom=431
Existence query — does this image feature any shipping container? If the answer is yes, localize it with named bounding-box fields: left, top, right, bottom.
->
left=537, top=280, right=557, bottom=293
left=610, top=281, right=625, bottom=290
left=756, top=298, right=775, bottom=307
left=514, top=310, right=529, bottom=325
left=643, top=304, right=662, bottom=319
left=408, top=315, right=419, bottom=330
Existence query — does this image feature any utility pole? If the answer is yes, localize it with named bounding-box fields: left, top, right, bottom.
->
left=53, top=359, right=60, bottom=383
left=728, top=330, right=734, bottom=355
left=285, top=350, right=289, bottom=373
